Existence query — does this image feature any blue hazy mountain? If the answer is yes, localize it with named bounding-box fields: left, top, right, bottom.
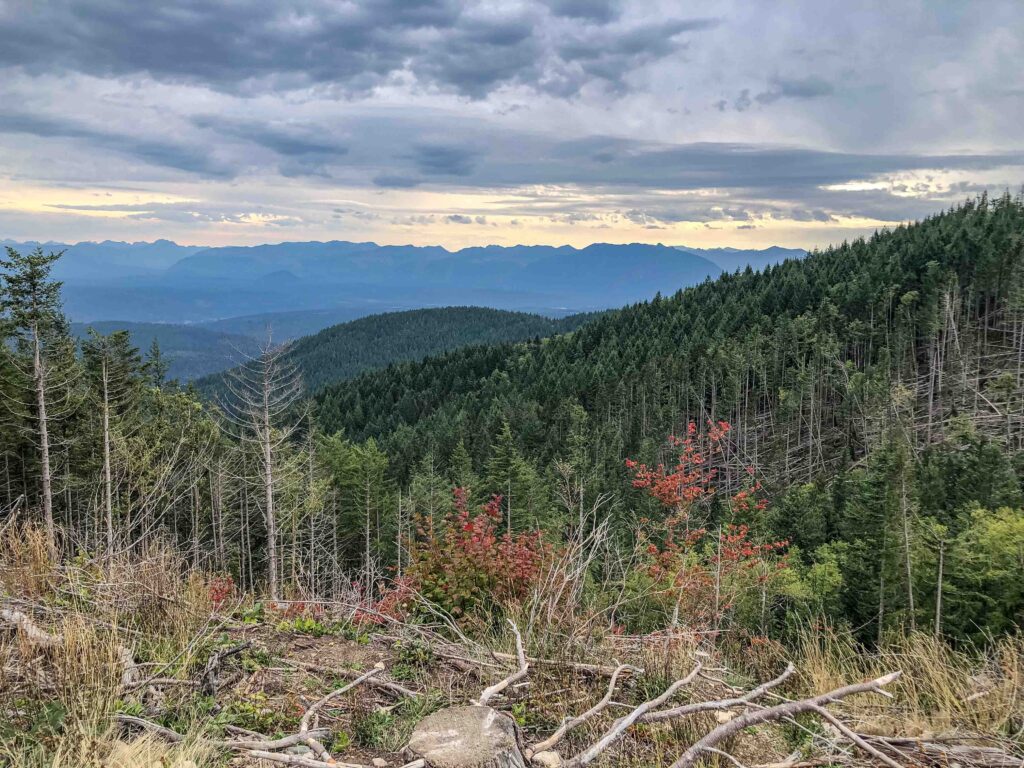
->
left=4, top=239, right=805, bottom=326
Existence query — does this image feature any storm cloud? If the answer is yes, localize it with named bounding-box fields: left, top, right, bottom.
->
left=0, top=0, right=1021, bottom=247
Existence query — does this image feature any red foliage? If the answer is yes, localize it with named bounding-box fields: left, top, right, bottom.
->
left=207, top=574, right=235, bottom=610
left=626, top=422, right=789, bottom=633
left=377, top=488, right=549, bottom=620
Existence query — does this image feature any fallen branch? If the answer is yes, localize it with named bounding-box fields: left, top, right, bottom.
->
left=864, top=735, right=1024, bottom=768
left=526, top=663, right=640, bottom=758
left=286, top=658, right=422, bottom=699
left=245, top=749, right=368, bottom=768
left=563, top=662, right=703, bottom=768
left=300, top=663, right=384, bottom=732
left=809, top=705, right=901, bottom=768
left=475, top=619, right=529, bottom=706
left=115, top=713, right=331, bottom=751
left=0, top=602, right=60, bottom=647
left=641, top=662, right=795, bottom=724
left=199, top=640, right=251, bottom=695
left=669, top=671, right=901, bottom=768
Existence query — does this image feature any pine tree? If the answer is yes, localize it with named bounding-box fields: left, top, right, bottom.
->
left=0, top=247, right=75, bottom=550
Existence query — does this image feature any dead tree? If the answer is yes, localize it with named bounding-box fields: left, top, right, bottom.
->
left=219, top=331, right=303, bottom=602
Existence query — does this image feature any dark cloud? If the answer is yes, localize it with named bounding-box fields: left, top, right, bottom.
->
left=545, top=0, right=621, bottom=22
left=0, top=0, right=710, bottom=98
left=445, top=214, right=473, bottom=224
left=409, top=144, right=479, bottom=177
left=0, top=111, right=229, bottom=177
left=756, top=76, right=835, bottom=105
left=191, top=116, right=346, bottom=159
left=372, top=174, right=422, bottom=189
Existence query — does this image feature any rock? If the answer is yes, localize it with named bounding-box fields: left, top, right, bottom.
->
left=530, top=750, right=562, bottom=767
left=407, top=705, right=527, bottom=768
left=372, top=759, right=390, bottom=767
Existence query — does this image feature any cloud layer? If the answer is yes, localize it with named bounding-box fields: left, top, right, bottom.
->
left=0, top=0, right=1021, bottom=247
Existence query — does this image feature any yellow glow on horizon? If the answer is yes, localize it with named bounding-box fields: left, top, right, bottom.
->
left=0, top=178, right=907, bottom=252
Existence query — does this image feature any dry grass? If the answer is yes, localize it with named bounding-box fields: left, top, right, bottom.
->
left=0, top=524, right=219, bottom=767
left=3, top=520, right=1022, bottom=767
left=796, top=623, right=1024, bottom=738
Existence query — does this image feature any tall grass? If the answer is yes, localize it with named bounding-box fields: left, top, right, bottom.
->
left=0, top=523, right=218, bottom=767
left=795, top=622, right=1023, bottom=737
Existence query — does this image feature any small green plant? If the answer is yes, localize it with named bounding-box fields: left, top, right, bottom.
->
left=241, top=647, right=274, bottom=672
left=391, top=639, right=436, bottom=681
left=217, top=693, right=293, bottom=735
left=511, top=701, right=528, bottom=727
left=354, top=708, right=399, bottom=750
left=330, top=731, right=352, bottom=752
left=240, top=602, right=266, bottom=624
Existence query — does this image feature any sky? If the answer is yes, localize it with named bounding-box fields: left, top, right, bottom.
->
left=0, top=0, right=1022, bottom=250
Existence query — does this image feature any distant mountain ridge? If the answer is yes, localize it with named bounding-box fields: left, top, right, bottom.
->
left=4, top=238, right=806, bottom=328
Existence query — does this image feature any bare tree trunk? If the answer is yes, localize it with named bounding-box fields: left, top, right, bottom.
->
left=934, top=539, right=945, bottom=638
left=900, top=475, right=915, bottom=630
left=33, top=329, right=55, bottom=551
left=364, top=475, right=372, bottom=572
left=101, top=359, right=114, bottom=558
left=263, top=378, right=279, bottom=602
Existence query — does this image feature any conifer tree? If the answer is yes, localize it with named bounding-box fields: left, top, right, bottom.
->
left=0, top=247, right=76, bottom=550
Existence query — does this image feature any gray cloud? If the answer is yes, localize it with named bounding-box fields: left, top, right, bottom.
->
left=0, top=0, right=709, bottom=99
left=409, top=144, right=479, bottom=177
left=755, top=76, right=835, bottom=105
left=546, top=0, right=621, bottom=22
left=0, top=111, right=230, bottom=177
left=1, top=0, right=1022, bottom=244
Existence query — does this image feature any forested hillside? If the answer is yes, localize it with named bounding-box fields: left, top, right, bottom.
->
left=3, top=196, right=1022, bottom=649
left=71, top=321, right=259, bottom=381
left=274, top=307, right=595, bottom=393
left=198, top=307, right=597, bottom=396
left=3, top=197, right=1024, bottom=768
left=315, top=194, right=1024, bottom=642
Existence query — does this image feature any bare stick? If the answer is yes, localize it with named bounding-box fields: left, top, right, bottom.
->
left=670, top=671, right=901, bottom=768
left=1, top=602, right=60, bottom=647
left=527, top=663, right=640, bottom=756
left=200, top=640, right=251, bottom=695
left=285, top=658, right=421, bottom=699
left=564, top=662, right=702, bottom=768
left=245, top=749, right=368, bottom=768
left=475, top=619, right=529, bottom=706
left=116, top=713, right=331, bottom=751
left=641, top=662, right=795, bottom=724
left=808, top=705, right=902, bottom=768
left=301, top=664, right=383, bottom=732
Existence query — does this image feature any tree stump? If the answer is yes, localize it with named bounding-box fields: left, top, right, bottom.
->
left=406, top=705, right=527, bottom=768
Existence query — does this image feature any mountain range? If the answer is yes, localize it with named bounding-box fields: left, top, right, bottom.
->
left=4, top=239, right=805, bottom=328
